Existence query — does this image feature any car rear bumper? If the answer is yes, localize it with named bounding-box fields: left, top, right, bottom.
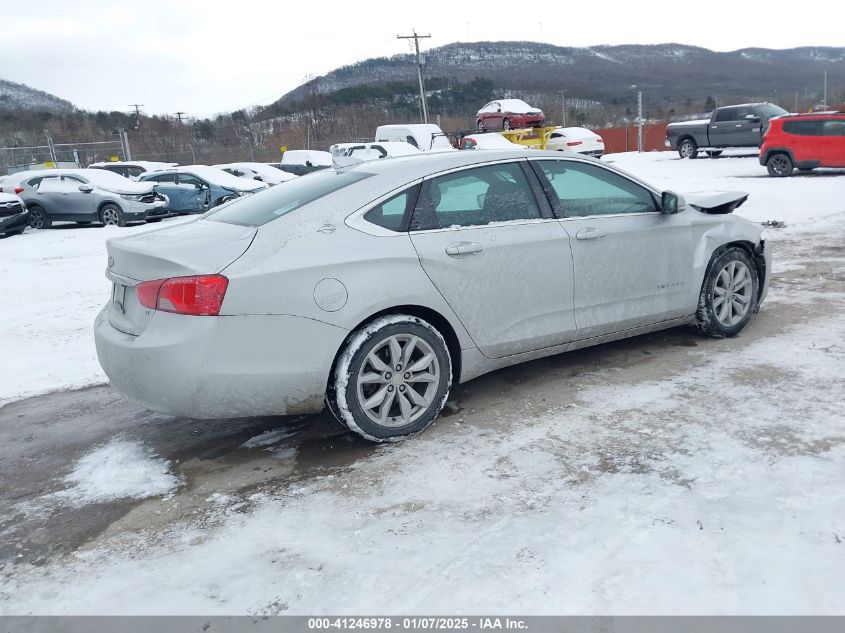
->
left=94, top=308, right=349, bottom=419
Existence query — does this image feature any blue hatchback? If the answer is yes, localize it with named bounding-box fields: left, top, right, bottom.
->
left=140, top=165, right=267, bottom=214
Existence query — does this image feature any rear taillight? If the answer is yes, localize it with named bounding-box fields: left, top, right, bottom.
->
left=14, top=187, right=23, bottom=194
left=135, top=275, right=228, bottom=316
left=566, top=141, right=583, bottom=146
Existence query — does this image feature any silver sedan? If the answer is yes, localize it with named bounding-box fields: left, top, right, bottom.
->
left=94, top=149, right=771, bottom=441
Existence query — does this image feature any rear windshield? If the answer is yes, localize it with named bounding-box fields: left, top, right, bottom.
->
left=208, top=170, right=372, bottom=226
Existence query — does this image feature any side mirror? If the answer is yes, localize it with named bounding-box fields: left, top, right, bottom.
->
left=497, top=108, right=502, bottom=113
left=661, top=191, right=685, bottom=215
left=78, top=184, right=94, bottom=193
left=746, top=114, right=760, bottom=123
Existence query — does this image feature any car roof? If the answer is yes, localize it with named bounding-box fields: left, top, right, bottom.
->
left=773, top=111, right=845, bottom=120
left=340, top=148, right=603, bottom=180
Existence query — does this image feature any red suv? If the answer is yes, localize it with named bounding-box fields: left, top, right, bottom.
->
left=760, top=112, right=845, bottom=176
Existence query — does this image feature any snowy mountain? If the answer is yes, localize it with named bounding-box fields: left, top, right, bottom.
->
left=0, top=79, right=75, bottom=113
left=271, top=42, right=845, bottom=109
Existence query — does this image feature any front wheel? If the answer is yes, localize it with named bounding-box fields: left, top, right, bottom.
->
left=766, top=153, right=793, bottom=177
left=678, top=138, right=699, bottom=159
left=327, top=315, right=452, bottom=442
left=694, top=247, right=759, bottom=338
left=100, top=203, right=126, bottom=227
left=502, top=118, right=512, bottom=131
left=476, top=119, right=485, bottom=132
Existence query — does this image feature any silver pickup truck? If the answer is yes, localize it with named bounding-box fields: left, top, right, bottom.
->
left=667, top=103, right=788, bottom=159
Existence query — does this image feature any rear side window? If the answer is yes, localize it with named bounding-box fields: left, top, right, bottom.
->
left=209, top=170, right=372, bottom=226
left=536, top=160, right=658, bottom=217
left=783, top=120, right=823, bottom=136
left=715, top=108, right=738, bottom=122
left=823, top=120, right=845, bottom=136
left=410, top=162, right=541, bottom=231
left=363, top=185, right=418, bottom=232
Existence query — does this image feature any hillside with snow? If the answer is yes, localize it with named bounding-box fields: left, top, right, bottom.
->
left=0, top=79, right=75, bottom=113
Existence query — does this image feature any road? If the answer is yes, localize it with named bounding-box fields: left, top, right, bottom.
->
left=1, top=226, right=844, bottom=613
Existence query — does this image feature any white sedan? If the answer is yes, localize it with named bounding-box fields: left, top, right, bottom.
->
left=547, top=127, right=605, bottom=157
left=95, top=149, right=770, bottom=442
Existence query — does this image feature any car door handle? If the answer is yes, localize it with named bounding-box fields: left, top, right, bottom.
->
left=445, top=241, right=485, bottom=257
left=575, top=227, right=605, bottom=240
left=735, top=124, right=742, bottom=128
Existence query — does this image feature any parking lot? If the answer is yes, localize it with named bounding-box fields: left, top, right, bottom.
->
left=1, top=152, right=844, bottom=614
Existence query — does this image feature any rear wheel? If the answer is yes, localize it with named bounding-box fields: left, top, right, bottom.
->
left=678, top=138, right=699, bottom=159
left=28, top=205, right=51, bottom=229
left=766, top=153, right=793, bottom=177
left=694, top=247, right=759, bottom=338
left=476, top=119, right=485, bottom=132
left=100, top=203, right=126, bottom=227
left=327, top=315, right=452, bottom=442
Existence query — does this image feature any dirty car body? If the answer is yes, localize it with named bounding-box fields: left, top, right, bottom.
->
left=95, top=149, right=770, bottom=440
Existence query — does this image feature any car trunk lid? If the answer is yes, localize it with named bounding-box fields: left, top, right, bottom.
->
left=104, top=219, right=256, bottom=335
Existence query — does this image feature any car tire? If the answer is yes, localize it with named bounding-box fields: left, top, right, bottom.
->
left=694, top=246, right=759, bottom=338
left=706, top=150, right=723, bottom=157
left=27, top=204, right=51, bottom=229
left=502, top=118, right=512, bottom=131
left=678, top=138, right=699, bottom=159
left=327, top=315, right=453, bottom=442
left=100, top=203, right=126, bottom=227
left=476, top=119, right=485, bottom=132
left=766, top=153, right=794, bottom=177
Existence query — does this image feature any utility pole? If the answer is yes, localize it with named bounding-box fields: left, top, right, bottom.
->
left=174, top=111, right=186, bottom=124
left=823, top=70, right=828, bottom=110
left=397, top=30, right=431, bottom=124
left=129, top=104, right=144, bottom=129
left=637, top=91, right=644, bottom=153
left=561, top=90, right=567, bottom=127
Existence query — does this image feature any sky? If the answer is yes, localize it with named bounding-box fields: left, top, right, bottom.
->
left=1, top=0, right=842, bottom=116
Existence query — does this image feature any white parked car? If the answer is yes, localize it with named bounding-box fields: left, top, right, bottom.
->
left=330, top=141, right=421, bottom=167
left=88, top=161, right=178, bottom=180
left=546, top=127, right=605, bottom=157
left=375, top=124, right=455, bottom=152
left=279, top=150, right=333, bottom=176
left=214, top=162, right=297, bottom=186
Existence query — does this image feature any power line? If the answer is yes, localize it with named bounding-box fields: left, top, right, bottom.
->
left=397, top=30, right=431, bottom=124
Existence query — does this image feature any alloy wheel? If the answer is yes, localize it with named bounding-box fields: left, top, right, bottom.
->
left=355, top=334, right=440, bottom=428
left=679, top=141, right=695, bottom=158
left=769, top=155, right=792, bottom=176
left=102, top=208, right=119, bottom=225
left=29, top=210, right=43, bottom=229
left=713, top=260, right=753, bottom=327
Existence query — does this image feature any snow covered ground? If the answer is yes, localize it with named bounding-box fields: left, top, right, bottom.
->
left=1, top=152, right=844, bottom=614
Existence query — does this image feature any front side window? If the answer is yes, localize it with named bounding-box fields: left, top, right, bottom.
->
left=823, top=120, right=845, bottom=136
left=410, top=162, right=541, bottom=231
left=145, top=173, right=176, bottom=183
left=209, top=170, right=372, bottom=227
left=536, top=160, right=658, bottom=217
left=178, top=174, right=204, bottom=187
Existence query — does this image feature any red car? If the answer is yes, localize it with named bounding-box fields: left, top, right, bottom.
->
left=760, top=111, right=845, bottom=176
left=476, top=99, right=545, bottom=131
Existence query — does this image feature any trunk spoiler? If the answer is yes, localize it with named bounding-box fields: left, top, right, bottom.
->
left=686, top=191, right=749, bottom=215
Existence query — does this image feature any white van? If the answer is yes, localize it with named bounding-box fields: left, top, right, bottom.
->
left=374, top=124, right=455, bottom=152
